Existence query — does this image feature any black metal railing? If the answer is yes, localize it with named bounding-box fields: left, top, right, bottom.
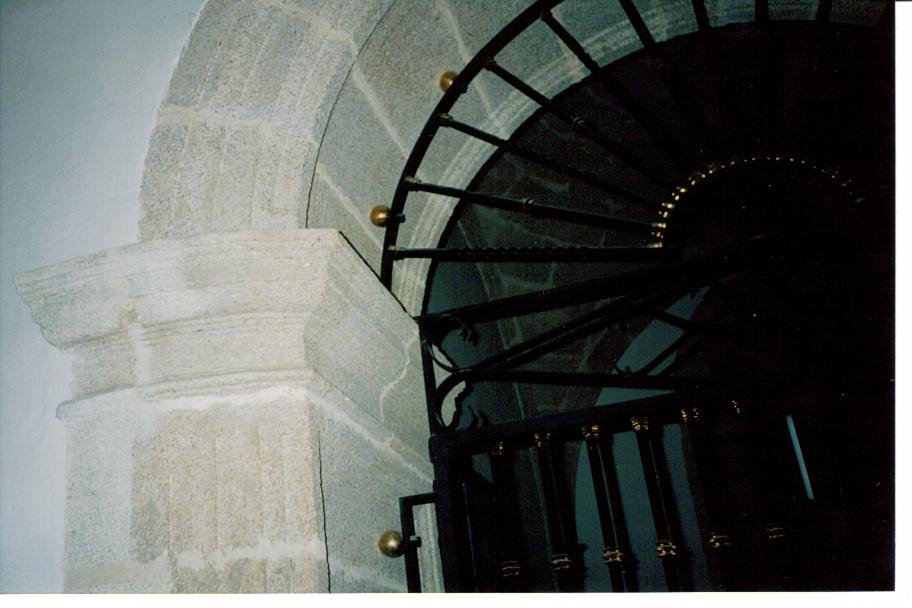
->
left=374, top=0, right=892, bottom=593
left=419, top=392, right=821, bottom=592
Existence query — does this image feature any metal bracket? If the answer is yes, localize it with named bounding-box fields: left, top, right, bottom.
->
left=399, top=492, right=437, bottom=592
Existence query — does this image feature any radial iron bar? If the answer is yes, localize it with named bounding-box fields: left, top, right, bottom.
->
left=533, top=433, right=583, bottom=590
left=437, top=114, right=653, bottom=206
left=388, top=244, right=666, bottom=264
left=404, top=177, right=662, bottom=233
left=416, top=235, right=771, bottom=330
left=436, top=370, right=713, bottom=404
left=619, top=0, right=723, bottom=159
left=630, top=417, right=690, bottom=591
left=463, top=293, right=666, bottom=371
left=691, top=0, right=711, bottom=32
left=540, top=9, right=690, bottom=167
left=679, top=409, right=741, bottom=590
left=583, top=427, right=636, bottom=591
left=632, top=332, right=693, bottom=376
left=540, top=10, right=599, bottom=72
left=618, top=0, right=656, bottom=47
left=483, top=58, right=674, bottom=189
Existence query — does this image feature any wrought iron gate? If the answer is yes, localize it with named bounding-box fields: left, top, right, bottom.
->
left=373, top=0, right=893, bottom=592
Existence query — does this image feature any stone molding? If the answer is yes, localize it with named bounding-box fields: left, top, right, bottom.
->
left=16, top=229, right=436, bottom=592
left=16, top=229, right=427, bottom=452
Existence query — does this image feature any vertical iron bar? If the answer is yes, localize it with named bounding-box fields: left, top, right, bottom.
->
left=815, top=0, right=833, bottom=23
left=420, top=339, right=446, bottom=435
left=489, top=442, right=525, bottom=591
left=583, top=424, right=634, bottom=591
left=679, top=407, right=741, bottom=590
left=756, top=0, right=769, bottom=23
left=534, top=433, right=582, bottom=591
left=400, top=493, right=437, bottom=593
left=691, top=0, right=711, bottom=32
left=630, top=416, right=689, bottom=591
left=428, top=435, right=474, bottom=591
left=401, top=498, right=421, bottom=593
left=460, top=470, right=501, bottom=592
left=730, top=403, right=804, bottom=590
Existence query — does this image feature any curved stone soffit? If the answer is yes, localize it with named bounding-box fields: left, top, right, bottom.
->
left=138, top=0, right=873, bottom=314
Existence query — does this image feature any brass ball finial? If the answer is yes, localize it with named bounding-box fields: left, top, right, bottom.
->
left=370, top=205, right=391, bottom=227
left=378, top=530, right=404, bottom=558
left=439, top=70, right=458, bottom=92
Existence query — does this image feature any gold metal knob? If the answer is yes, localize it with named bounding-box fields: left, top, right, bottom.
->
left=439, top=70, right=458, bottom=92
left=378, top=530, right=404, bottom=558
left=370, top=205, right=391, bottom=227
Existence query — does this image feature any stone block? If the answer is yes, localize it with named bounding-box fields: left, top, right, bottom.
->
left=162, top=0, right=241, bottom=108
left=377, top=332, right=429, bottom=453
left=706, top=0, right=755, bottom=27
left=436, top=0, right=532, bottom=54
left=287, top=0, right=395, bottom=49
left=71, top=333, right=136, bottom=396
left=165, top=2, right=337, bottom=135
left=769, top=0, right=816, bottom=21
left=139, top=116, right=314, bottom=239
left=307, top=0, right=506, bottom=271
left=306, top=79, right=406, bottom=273
left=142, top=0, right=398, bottom=243
left=552, top=0, right=647, bottom=67
left=317, top=413, right=432, bottom=592
left=340, top=0, right=468, bottom=150
left=307, top=166, right=384, bottom=271
left=390, top=257, right=434, bottom=316
left=17, top=230, right=437, bottom=592
left=58, top=384, right=332, bottom=592
left=630, top=0, right=699, bottom=43
left=63, top=405, right=137, bottom=570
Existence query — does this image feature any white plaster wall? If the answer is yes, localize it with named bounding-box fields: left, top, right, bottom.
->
left=0, top=0, right=206, bottom=591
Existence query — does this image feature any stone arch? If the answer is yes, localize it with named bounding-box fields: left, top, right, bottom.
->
left=11, top=0, right=890, bottom=592
left=137, top=0, right=756, bottom=312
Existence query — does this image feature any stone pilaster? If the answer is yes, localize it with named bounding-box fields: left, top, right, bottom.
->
left=16, top=229, right=438, bottom=592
